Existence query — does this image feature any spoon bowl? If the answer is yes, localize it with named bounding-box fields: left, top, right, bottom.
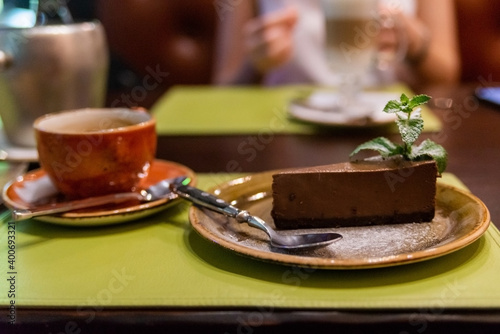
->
left=170, top=178, right=342, bottom=249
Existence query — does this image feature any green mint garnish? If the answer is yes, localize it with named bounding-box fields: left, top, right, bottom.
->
left=350, top=93, right=448, bottom=174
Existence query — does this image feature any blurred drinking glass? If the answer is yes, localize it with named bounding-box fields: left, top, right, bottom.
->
left=320, top=0, right=381, bottom=116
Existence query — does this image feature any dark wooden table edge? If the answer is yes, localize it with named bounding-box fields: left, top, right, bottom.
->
left=3, top=307, right=500, bottom=333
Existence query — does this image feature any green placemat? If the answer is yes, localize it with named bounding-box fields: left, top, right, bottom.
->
left=151, top=85, right=442, bottom=136
left=0, top=173, right=498, bottom=310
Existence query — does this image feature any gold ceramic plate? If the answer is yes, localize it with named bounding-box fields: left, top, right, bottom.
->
left=189, top=171, right=490, bottom=269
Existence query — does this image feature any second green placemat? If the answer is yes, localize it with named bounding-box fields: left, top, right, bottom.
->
left=151, top=85, right=442, bottom=136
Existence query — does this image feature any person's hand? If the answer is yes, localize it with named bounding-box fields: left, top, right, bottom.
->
left=243, top=6, right=299, bottom=74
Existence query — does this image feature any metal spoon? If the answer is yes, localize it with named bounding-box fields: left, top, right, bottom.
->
left=11, top=176, right=183, bottom=221
left=170, top=178, right=342, bottom=249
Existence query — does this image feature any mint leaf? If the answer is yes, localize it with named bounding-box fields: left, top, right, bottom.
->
left=400, top=93, right=410, bottom=104
left=408, top=94, right=431, bottom=109
left=396, top=117, right=424, bottom=148
left=383, top=93, right=429, bottom=116
left=409, top=139, right=448, bottom=174
left=399, top=93, right=414, bottom=114
left=350, top=137, right=402, bottom=158
left=350, top=93, right=448, bottom=173
left=383, top=100, right=402, bottom=114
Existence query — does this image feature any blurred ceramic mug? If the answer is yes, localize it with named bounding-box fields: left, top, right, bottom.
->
left=0, top=21, right=108, bottom=147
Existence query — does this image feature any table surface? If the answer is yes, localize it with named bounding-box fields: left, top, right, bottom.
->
left=156, top=84, right=500, bottom=229
left=4, top=83, right=500, bottom=334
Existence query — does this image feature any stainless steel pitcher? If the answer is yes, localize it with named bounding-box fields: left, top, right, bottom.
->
left=0, top=21, right=108, bottom=147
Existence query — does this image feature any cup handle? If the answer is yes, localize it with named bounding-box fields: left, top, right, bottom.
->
left=0, top=50, right=13, bottom=71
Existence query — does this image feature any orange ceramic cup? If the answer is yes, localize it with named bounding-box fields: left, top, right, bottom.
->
left=34, top=108, right=156, bottom=199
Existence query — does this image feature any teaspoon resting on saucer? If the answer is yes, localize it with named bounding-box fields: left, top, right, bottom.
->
left=11, top=176, right=185, bottom=221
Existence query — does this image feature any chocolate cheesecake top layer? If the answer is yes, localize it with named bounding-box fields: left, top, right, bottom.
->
left=271, top=158, right=438, bottom=229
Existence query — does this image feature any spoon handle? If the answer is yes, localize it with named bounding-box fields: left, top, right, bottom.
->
left=170, top=183, right=239, bottom=217
left=171, top=183, right=271, bottom=234
left=171, top=182, right=343, bottom=249
left=11, top=192, right=142, bottom=221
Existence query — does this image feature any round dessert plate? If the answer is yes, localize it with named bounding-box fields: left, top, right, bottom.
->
left=189, top=171, right=490, bottom=269
left=3, top=159, right=196, bottom=226
left=288, top=91, right=397, bottom=127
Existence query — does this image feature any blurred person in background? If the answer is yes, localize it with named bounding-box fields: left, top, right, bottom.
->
left=214, top=0, right=460, bottom=91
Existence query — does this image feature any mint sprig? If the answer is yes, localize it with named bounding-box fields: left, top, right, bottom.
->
left=350, top=93, right=448, bottom=174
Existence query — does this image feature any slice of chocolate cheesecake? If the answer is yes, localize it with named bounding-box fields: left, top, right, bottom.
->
left=271, top=158, right=438, bottom=229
